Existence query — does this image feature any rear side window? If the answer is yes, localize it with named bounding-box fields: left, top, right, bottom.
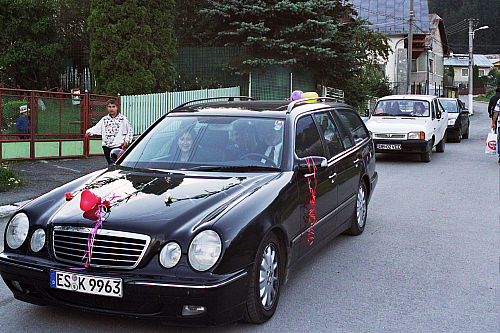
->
left=313, top=112, right=344, bottom=157
left=337, top=109, right=369, bottom=144
left=295, top=115, right=325, bottom=158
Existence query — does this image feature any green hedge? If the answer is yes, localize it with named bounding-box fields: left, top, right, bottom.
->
left=1, top=100, right=27, bottom=134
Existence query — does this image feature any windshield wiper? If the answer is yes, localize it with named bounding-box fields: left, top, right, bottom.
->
left=373, top=113, right=394, bottom=116
left=187, top=165, right=280, bottom=172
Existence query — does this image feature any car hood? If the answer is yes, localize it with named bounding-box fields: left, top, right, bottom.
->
left=366, top=116, right=429, bottom=133
left=46, top=167, right=277, bottom=237
left=447, top=113, right=458, bottom=120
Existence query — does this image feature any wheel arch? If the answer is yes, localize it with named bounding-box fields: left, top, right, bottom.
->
left=267, top=226, right=289, bottom=285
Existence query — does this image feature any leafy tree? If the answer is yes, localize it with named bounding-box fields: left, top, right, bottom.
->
left=343, top=60, right=391, bottom=112
left=444, top=65, right=455, bottom=78
left=473, top=64, right=481, bottom=88
left=55, top=0, right=92, bottom=72
left=88, top=0, right=177, bottom=95
left=201, top=0, right=390, bottom=88
left=0, top=0, right=65, bottom=89
left=486, top=67, right=500, bottom=86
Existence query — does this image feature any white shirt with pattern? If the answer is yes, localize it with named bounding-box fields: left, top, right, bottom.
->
left=86, top=113, right=133, bottom=148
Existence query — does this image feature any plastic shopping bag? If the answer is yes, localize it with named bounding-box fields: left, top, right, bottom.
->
left=485, top=130, right=497, bottom=155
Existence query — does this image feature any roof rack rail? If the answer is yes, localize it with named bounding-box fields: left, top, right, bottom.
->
left=286, top=96, right=342, bottom=114
left=172, top=96, right=255, bottom=111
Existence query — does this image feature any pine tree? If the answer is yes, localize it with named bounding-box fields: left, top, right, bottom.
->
left=201, top=0, right=390, bottom=87
left=88, top=0, right=176, bottom=95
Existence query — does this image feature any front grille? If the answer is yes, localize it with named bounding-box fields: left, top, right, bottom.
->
left=375, top=133, right=406, bottom=139
left=53, top=226, right=150, bottom=269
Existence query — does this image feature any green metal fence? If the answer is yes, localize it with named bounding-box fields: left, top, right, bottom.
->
left=174, top=47, right=317, bottom=100
left=121, top=87, right=241, bottom=134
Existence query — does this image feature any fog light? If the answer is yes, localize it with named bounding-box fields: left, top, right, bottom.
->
left=30, top=228, right=46, bottom=252
left=182, top=305, right=206, bottom=316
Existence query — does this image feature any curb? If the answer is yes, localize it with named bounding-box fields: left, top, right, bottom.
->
left=0, top=200, right=30, bottom=219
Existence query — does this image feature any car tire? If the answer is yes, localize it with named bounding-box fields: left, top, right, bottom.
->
left=462, top=125, right=469, bottom=139
left=242, top=232, right=281, bottom=324
left=344, top=181, right=367, bottom=236
left=436, top=137, right=445, bottom=153
left=421, top=149, right=432, bottom=162
left=455, top=130, right=462, bottom=143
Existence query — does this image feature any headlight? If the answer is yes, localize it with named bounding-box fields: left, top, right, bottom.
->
left=159, top=242, right=181, bottom=268
left=30, top=228, right=46, bottom=252
left=448, top=119, right=456, bottom=126
left=188, top=230, right=222, bottom=272
left=6, top=213, right=29, bottom=249
left=408, top=132, right=424, bottom=140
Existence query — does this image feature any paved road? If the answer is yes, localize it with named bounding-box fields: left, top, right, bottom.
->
left=0, top=156, right=108, bottom=216
left=0, top=99, right=497, bottom=332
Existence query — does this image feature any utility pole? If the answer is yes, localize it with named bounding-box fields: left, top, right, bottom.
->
left=406, top=0, right=414, bottom=94
left=468, top=18, right=474, bottom=114
left=468, top=19, right=489, bottom=115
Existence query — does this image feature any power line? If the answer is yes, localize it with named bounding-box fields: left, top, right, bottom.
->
left=352, top=4, right=427, bottom=34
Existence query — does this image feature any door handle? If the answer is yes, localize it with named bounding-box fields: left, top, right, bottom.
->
left=329, top=172, right=337, bottom=183
left=353, top=158, right=360, bottom=165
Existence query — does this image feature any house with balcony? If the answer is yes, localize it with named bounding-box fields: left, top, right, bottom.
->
left=348, top=1, right=450, bottom=95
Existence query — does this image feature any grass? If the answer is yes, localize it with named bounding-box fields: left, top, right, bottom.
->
left=473, top=96, right=490, bottom=102
left=0, top=162, right=23, bottom=192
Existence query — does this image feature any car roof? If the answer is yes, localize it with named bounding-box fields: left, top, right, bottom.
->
left=377, top=95, right=437, bottom=102
left=169, top=98, right=353, bottom=116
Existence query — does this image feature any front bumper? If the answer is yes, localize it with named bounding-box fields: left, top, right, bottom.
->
left=0, top=252, right=249, bottom=326
left=447, top=125, right=459, bottom=137
left=373, top=139, right=431, bottom=154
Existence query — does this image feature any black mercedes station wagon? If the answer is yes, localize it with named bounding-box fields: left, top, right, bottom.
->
left=0, top=96, right=378, bottom=326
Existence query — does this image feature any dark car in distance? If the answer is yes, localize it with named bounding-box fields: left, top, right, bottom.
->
left=438, top=97, right=470, bottom=142
left=0, top=96, right=378, bottom=326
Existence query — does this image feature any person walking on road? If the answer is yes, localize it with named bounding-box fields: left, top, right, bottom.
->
left=84, top=99, right=133, bottom=164
left=488, top=87, right=500, bottom=118
left=491, top=98, right=500, bottom=163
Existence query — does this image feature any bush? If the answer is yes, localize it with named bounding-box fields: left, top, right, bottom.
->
left=1, top=99, right=27, bottom=134
left=485, top=87, right=496, bottom=99
left=0, top=163, right=23, bottom=192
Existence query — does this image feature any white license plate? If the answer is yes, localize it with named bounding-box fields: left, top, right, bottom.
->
left=377, top=143, right=401, bottom=150
left=50, top=270, right=123, bottom=298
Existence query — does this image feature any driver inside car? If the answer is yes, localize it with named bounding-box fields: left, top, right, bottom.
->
left=411, top=102, right=427, bottom=116
left=226, top=120, right=258, bottom=160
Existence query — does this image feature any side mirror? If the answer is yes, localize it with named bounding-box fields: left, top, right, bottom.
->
left=297, top=156, right=328, bottom=173
left=436, top=110, right=442, bottom=119
left=110, top=148, right=125, bottom=164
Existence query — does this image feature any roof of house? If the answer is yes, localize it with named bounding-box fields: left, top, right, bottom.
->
left=348, top=0, right=430, bottom=34
left=428, top=13, right=449, bottom=56
left=444, top=54, right=494, bottom=68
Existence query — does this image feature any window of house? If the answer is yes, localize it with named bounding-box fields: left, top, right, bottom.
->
left=462, top=68, right=468, bottom=77
left=479, top=69, right=484, bottom=76
left=411, top=59, right=417, bottom=72
left=429, top=59, right=434, bottom=73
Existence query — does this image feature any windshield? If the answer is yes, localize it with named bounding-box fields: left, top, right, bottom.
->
left=373, top=99, right=430, bottom=117
left=121, top=115, right=284, bottom=171
left=439, top=100, right=459, bottom=113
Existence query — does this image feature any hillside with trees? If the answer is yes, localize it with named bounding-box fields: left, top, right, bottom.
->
left=428, top=0, right=500, bottom=54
